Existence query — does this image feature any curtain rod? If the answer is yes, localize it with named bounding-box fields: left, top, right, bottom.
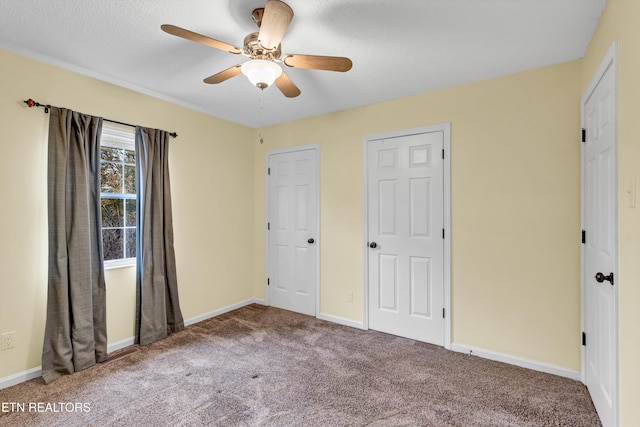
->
left=23, top=99, right=178, bottom=138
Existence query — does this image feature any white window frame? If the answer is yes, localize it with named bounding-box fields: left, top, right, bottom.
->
left=100, top=125, right=136, bottom=270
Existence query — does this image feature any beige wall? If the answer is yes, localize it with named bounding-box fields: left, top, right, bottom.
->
left=253, top=60, right=583, bottom=370
left=582, top=0, right=640, bottom=425
left=0, top=49, right=255, bottom=378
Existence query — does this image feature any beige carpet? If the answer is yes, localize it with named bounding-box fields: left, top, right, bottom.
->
left=0, top=304, right=600, bottom=426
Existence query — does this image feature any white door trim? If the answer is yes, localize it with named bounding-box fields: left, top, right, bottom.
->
left=580, top=41, right=618, bottom=426
left=362, top=124, right=452, bottom=349
left=265, top=143, right=321, bottom=317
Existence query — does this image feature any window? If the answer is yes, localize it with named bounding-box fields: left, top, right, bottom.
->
left=100, top=125, right=136, bottom=268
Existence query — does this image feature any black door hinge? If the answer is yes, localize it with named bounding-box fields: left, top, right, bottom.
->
left=267, top=278, right=270, bottom=286
left=268, top=222, right=270, bottom=230
left=268, top=167, right=271, bottom=175
left=442, top=229, right=445, bottom=239
left=442, top=149, right=445, bottom=159
left=582, top=332, right=586, bottom=346
left=581, top=128, right=586, bottom=143
left=581, top=230, right=586, bottom=244
left=442, top=308, right=446, bottom=319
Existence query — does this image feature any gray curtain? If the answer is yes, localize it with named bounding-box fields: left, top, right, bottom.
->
left=135, top=127, right=184, bottom=345
left=42, top=107, right=107, bottom=384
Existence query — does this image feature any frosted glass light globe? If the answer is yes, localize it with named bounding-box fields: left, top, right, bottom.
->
left=241, top=59, right=282, bottom=90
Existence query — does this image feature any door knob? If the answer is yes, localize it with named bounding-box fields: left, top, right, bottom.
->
left=369, top=242, right=377, bottom=248
left=594, top=272, right=614, bottom=285
left=307, top=238, right=315, bottom=244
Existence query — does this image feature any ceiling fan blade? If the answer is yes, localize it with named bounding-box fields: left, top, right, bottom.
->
left=283, top=54, right=353, bottom=72
left=203, top=65, right=243, bottom=84
left=275, top=72, right=301, bottom=98
left=258, top=0, right=294, bottom=51
left=161, top=24, right=241, bottom=54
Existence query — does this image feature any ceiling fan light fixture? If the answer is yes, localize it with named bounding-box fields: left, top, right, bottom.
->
left=162, top=0, right=351, bottom=98
left=241, top=59, right=282, bottom=89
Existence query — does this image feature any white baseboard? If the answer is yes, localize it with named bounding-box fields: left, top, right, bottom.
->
left=0, top=366, right=42, bottom=390
left=107, top=337, right=135, bottom=353
left=0, top=298, right=266, bottom=391
left=317, top=312, right=365, bottom=330
left=451, top=343, right=581, bottom=381
left=184, top=298, right=265, bottom=326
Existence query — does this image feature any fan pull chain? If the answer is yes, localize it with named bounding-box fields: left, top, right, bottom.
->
left=258, top=91, right=264, bottom=144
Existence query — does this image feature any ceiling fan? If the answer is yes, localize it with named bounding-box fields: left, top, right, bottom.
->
left=161, top=0, right=353, bottom=98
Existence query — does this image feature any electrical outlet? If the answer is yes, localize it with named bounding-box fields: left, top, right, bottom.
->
left=346, top=291, right=353, bottom=303
left=1, top=331, right=16, bottom=350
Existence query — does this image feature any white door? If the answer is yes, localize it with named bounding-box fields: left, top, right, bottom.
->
left=267, top=148, right=318, bottom=316
left=367, top=130, right=445, bottom=344
left=583, top=54, right=617, bottom=427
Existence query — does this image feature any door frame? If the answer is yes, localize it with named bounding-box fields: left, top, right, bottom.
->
left=265, top=144, right=321, bottom=317
left=580, top=41, right=618, bottom=426
left=362, top=123, right=452, bottom=349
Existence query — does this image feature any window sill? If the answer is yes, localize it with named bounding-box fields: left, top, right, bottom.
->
left=104, top=258, right=136, bottom=270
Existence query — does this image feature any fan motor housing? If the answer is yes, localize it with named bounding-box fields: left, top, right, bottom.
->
left=243, top=32, right=281, bottom=60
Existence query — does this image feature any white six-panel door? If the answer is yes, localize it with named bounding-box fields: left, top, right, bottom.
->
left=267, top=147, right=318, bottom=316
left=583, top=47, right=617, bottom=427
left=367, top=130, right=445, bottom=344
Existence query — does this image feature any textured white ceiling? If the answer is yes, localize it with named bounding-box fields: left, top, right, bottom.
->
left=0, top=0, right=606, bottom=128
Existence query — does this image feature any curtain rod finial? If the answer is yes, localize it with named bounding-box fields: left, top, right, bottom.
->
left=24, top=98, right=50, bottom=113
